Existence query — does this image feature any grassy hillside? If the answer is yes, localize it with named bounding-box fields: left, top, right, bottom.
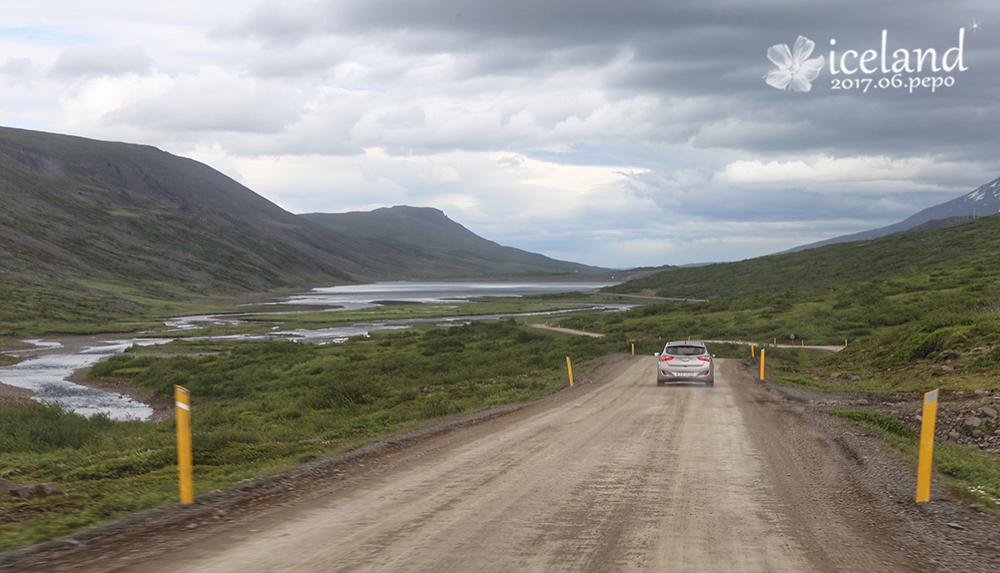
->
left=567, top=214, right=1000, bottom=396
left=303, top=207, right=607, bottom=278
left=0, top=127, right=606, bottom=333
left=607, top=213, right=1000, bottom=299
left=0, top=127, right=381, bottom=287
left=0, top=127, right=385, bottom=331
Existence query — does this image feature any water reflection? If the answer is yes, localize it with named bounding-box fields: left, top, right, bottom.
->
left=284, top=281, right=615, bottom=310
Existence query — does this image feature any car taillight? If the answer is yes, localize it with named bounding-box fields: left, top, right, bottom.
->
left=697, top=355, right=711, bottom=362
left=660, top=355, right=673, bottom=362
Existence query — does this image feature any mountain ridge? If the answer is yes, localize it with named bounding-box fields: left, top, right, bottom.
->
left=302, top=206, right=606, bottom=278
left=780, top=175, right=1000, bottom=254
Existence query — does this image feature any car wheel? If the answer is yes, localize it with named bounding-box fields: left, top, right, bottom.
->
left=705, top=380, right=714, bottom=387
left=657, top=380, right=664, bottom=386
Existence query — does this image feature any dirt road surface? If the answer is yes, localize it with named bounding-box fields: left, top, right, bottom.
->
left=6, top=356, right=999, bottom=572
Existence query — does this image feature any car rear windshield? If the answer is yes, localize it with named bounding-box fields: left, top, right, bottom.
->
left=664, top=345, right=707, bottom=356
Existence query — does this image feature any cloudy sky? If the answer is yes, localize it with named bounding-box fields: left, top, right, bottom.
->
left=2, top=1, right=999, bottom=268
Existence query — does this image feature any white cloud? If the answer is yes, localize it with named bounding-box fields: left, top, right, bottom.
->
left=179, top=146, right=654, bottom=263
left=105, top=67, right=305, bottom=133
left=50, top=73, right=172, bottom=139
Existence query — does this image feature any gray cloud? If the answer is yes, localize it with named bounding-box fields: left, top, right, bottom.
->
left=0, top=58, right=37, bottom=77
left=8, top=0, right=998, bottom=265
left=210, top=0, right=328, bottom=45
left=51, top=45, right=153, bottom=77
left=214, top=0, right=1000, bottom=163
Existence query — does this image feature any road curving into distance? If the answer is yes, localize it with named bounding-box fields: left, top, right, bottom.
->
left=11, top=355, right=999, bottom=572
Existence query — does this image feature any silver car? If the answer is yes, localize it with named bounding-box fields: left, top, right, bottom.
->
left=655, top=341, right=714, bottom=386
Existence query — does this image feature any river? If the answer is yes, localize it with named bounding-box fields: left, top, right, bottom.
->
left=0, top=281, right=621, bottom=421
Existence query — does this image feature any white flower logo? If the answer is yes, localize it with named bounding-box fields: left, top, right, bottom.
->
left=765, top=36, right=825, bottom=92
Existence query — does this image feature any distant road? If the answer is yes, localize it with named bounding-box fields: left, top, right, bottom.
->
left=68, top=357, right=934, bottom=572
left=607, top=292, right=708, bottom=302
left=702, top=339, right=846, bottom=353
left=527, top=323, right=605, bottom=338
left=522, top=328, right=845, bottom=352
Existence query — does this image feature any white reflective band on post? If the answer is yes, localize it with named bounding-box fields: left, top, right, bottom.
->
left=176, top=401, right=191, bottom=411
left=925, top=389, right=939, bottom=404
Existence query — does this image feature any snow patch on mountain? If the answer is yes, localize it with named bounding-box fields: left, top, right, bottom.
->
left=780, top=175, right=1000, bottom=254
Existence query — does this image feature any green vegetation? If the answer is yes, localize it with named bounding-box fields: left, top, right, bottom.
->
left=0, top=320, right=622, bottom=551
left=832, top=410, right=1000, bottom=512
left=0, top=401, right=184, bottom=550
left=830, top=410, right=919, bottom=440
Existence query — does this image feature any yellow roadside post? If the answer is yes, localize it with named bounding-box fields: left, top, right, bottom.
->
left=175, top=385, right=194, bottom=504
left=760, top=349, right=765, bottom=380
left=566, top=357, right=574, bottom=387
left=631, top=343, right=635, bottom=355
left=751, top=345, right=755, bottom=358
left=916, top=389, right=940, bottom=502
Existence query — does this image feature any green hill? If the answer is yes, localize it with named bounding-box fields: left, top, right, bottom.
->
left=303, top=207, right=606, bottom=278
left=607, top=213, right=1000, bottom=299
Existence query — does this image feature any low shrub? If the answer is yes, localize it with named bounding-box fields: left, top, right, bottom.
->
left=0, top=402, right=110, bottom=452
left=830, top=409, right=918, bottom=439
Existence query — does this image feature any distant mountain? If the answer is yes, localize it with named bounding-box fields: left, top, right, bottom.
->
left=782, top=176, right=1000, bottom=253
left=303, top=207, right=606, bottom=278
left=0, top=127, right=608, bottom=330
left=0, top=127, right=379, bottom=295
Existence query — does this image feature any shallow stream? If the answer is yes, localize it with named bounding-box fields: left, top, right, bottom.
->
left=0, top=281, right=622, bottom=421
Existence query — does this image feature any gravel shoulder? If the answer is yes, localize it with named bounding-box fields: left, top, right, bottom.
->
left=2, top=355, right=998, bottom=572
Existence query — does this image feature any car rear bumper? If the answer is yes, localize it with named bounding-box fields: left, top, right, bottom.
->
left=657, top=369, right=714, bottom=383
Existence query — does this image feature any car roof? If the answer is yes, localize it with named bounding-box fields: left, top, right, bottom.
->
left=665, top=341, right=707, bottom=347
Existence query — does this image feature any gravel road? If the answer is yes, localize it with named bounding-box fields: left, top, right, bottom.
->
left=6, top=356, right=999, bottom=572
